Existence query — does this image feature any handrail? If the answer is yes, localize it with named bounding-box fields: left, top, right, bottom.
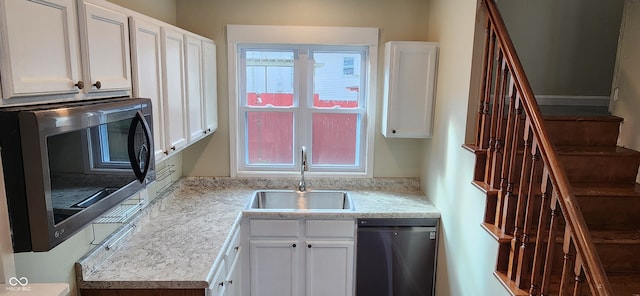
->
left=478, top=0, right=614, bottom=295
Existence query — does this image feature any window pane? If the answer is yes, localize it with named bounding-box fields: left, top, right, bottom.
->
left=313, top=52, right=362, bottom=108
left=312, top=113, right=359, bottom=165
left=245, top=50, right=294, bottom=107
left=246, top=111, right=294, bottom=165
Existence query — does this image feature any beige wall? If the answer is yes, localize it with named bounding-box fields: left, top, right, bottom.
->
left=175, top=0, right=431, bottom=177
left=611, top=0, right=640, bottom=183
left=498, top=0, right=624, bottom=96
left=423, top=0, right=509, bottom=295
left=107, top=0, right=177, bottom=25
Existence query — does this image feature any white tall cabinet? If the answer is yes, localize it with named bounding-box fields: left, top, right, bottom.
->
left=129, top=17, right=166, bottom=162
left=184, top=34, right=206, bottom=143
left=130, top=13, right=218, bottom=162
left=246, top=219, right=355, bottom=296
left=202, top=39, right=218, bottom=134
left=160, top=27, right=189, bottom=155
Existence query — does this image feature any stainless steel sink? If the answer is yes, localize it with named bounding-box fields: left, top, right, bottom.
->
left=246, top=190, right=355, bottom=211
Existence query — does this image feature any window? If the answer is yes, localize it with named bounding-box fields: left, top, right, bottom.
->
left=227, top=25, right=379, bottom=177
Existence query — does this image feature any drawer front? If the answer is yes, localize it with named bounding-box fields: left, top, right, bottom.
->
left=224, top=228, right=241, bottom=272
left=250, top=219, right=299, bottom=237
left=207, top=265, right=226, bottom=296
left=306, top=219, right=355, bottom=238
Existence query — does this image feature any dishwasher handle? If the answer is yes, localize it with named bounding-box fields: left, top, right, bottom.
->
left=357, top=218, right=439, bottom=227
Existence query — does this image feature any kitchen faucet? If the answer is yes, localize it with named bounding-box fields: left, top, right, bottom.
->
left=298, top=146, right=307, bottom=191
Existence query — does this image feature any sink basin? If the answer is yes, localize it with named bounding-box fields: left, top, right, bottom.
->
left=246, top=190, right=355, bottom=211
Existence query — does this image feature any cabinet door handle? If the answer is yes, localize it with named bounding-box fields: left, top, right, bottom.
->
left=218, top=281, right=224, bottom=287
left=93, top=81, right=102, bottom=89
left=163, top=150, right=169, bottom=155
left=308, top=244, right=312, bottom=248
left=74, top=81, right=84, bottom=89
left=171, top=145, right=176, bottom=151
left=292, top=243, right=296, bottom=248
left=392, top=129, right=397, bottom=134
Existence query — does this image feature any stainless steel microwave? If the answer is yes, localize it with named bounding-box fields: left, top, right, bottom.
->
left=0, top=97, right=154, bottom=252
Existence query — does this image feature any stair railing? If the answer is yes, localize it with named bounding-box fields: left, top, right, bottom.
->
left=476, top=1, right=613, bottom=295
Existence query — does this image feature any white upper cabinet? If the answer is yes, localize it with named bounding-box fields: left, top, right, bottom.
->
left=202, top=39, right=218, bottom=134
left=129, top=12, right=218, bottom=163
left=0, top=0, right=132, bottom=103
left=129, top=16, right=166, bottom=163
left=184, top=34, right=206, bottom=143
left=161, top=27, right=188, bottom=154
left=77, top=0, right=132, bottom=93
left=0, top=0, right=83, bottom=99
left=381, top=41, right=438, bottom=138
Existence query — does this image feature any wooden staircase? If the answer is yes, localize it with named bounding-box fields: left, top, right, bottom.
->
left=466, top=115, right=640, bottom=295
left=467, top=1, right=640, bottom=295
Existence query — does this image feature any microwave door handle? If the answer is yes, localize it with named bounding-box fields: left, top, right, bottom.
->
left=128, top=111, right=152, bottom=183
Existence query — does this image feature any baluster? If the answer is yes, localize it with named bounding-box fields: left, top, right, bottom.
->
left=540, top=179, right=560, bottom=296
left=484, top=47, right=504, bottom=183
left=572, top=257, right=586, bottom=296
left=560, top=224, right=577, bottom=295
left=507, top=113, right=529, bottom=281
left=488, top=53, right=509, bottom=189
left=528, top=167, right=553, bottom=295
left=488, top=55, right=509, bottom=231
left=477, top=20, right=495, bottom=149
left=515, top=139, right=541, bottom=289
left=499, top=78, right=520, bottom=236
left=485, top=58, right=502, bottom=226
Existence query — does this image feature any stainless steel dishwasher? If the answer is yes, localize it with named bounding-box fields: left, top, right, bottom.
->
left=356, top=218, right=438, bottom=296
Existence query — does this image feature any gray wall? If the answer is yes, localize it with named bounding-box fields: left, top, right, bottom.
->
left=498, top=0, right=625, bottom=96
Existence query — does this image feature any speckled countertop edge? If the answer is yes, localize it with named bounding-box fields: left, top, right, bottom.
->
left=76, top=177, right=440, bottom=290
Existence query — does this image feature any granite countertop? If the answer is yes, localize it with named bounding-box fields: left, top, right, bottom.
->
left=76, top=177, right=440, bottom=290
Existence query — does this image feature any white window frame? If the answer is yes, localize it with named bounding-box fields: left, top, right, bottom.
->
left=227, top=25, right=378, bottom=178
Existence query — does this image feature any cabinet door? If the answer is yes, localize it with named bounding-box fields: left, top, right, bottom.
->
left=225, top=244, right=241, bottom=296
left=79, top=1, right=131, bottom=92
left=250, top=240, right=300, bottom=296
left=382, top=41, right=438, bottom=138
left=202, top=39, right=218, bottom=134
left=0, top=0, right=82, bottom=98
left=161, top=27, right=188, bottom=154
left=130, top=17, right=166, bottom=163
left=184, top=35, right=205, bottom=143
left=305, top=240, right=354, bottom=296
left=208, top=266, right=227, bottom=296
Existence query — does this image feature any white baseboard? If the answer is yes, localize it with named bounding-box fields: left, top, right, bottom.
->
left=535, top=95, right=610, bottom=106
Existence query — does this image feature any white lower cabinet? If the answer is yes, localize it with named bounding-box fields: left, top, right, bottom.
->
left=245, top=218, right=355, bottom=296
left=209, top=224, right=242, bottom=296
left=208, top=265, right=227, bottom=296
left=250, top=239, right=300, bottom=296
left=305, top=240, right=354, bottom=296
